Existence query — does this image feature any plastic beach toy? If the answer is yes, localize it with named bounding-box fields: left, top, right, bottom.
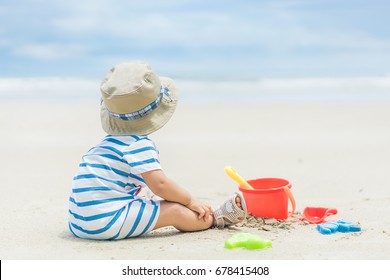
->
left=224, top=166, right=254, bottom=190
left=224, top=232, right=272, bottom=250
left=224, top=166, right=296, bottom=220
left=239, top=178, right=296, bottom=220
left=303, top=207, right=338, bottom=224
left=317, top=220, right=361, bottom=235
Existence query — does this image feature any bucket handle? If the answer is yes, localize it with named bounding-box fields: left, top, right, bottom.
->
left=284, top=186, right=296, bottom=216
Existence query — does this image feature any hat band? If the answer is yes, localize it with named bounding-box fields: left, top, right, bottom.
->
left=103, top=86, right=172, bottom=121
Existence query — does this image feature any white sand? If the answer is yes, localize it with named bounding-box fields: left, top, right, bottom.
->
left=0, top=100, right=389, bottom=260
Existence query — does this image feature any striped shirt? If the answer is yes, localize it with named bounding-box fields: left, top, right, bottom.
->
left=68, top=135, right=161, bottom=240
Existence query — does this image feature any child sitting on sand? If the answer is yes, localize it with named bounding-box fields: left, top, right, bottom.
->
left=68, top=61, right=247, bottom=240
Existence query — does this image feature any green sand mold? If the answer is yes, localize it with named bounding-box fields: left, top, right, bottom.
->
left=224, top=233, right=272, bottom=250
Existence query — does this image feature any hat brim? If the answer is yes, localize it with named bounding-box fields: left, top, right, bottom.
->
left=100, top=76, right=178, bottom=136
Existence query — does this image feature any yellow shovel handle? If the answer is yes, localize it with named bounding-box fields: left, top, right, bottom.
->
left=224, top=166, right=254, bottom=190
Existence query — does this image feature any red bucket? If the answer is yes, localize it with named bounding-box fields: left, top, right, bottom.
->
left=239, top=178, right=296, bottom=220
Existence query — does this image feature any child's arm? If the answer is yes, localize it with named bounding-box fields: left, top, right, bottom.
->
left=142, top=169, right=213, bottom=220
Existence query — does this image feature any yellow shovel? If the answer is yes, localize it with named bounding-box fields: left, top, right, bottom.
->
left=224, top=166, right=254, bottom=190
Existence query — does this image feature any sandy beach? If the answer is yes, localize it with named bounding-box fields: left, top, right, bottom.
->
left=0, top=99, right=389, bottom=261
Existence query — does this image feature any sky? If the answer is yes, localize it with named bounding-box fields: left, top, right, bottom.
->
left=0, top=0, right=389, bottom=81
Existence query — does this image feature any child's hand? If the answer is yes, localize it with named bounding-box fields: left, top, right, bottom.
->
left=185, top=199, right=213, bottom=221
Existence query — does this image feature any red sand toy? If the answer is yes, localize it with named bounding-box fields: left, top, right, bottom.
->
left=224, top=166, right=296, bottom=220
left=303, top=207, right=338, bottom=224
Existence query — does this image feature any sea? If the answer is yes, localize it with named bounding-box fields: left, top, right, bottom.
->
left=1, top=76, right=390, bottom=104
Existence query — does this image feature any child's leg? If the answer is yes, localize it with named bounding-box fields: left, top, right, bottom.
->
left=153, top=194, right=244, bottom=232
left=153, top=201, right=214, bottom=232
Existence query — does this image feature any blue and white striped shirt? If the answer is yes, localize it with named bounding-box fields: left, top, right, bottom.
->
left=68, top=135, right=162, bottom=240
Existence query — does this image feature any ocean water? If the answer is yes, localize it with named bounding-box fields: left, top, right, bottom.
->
left=1, top=76, right=390, bottom=104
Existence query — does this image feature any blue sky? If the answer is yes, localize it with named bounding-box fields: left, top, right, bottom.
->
left=0, top=0, right=389, bottom=80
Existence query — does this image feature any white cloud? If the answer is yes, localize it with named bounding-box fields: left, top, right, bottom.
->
left=273, top=26, right=390, bottom=52
left=50, top=8, right=232, bottom=46
left=12, top=43, right=90, bottom=60
left=47, top=0, right=390, bottom=54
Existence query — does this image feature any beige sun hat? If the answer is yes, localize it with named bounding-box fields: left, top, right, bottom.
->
left=100, top=61, right=178, bottom=135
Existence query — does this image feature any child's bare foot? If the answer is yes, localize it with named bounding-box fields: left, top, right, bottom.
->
left=213, top=192, right=247, bottom=228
